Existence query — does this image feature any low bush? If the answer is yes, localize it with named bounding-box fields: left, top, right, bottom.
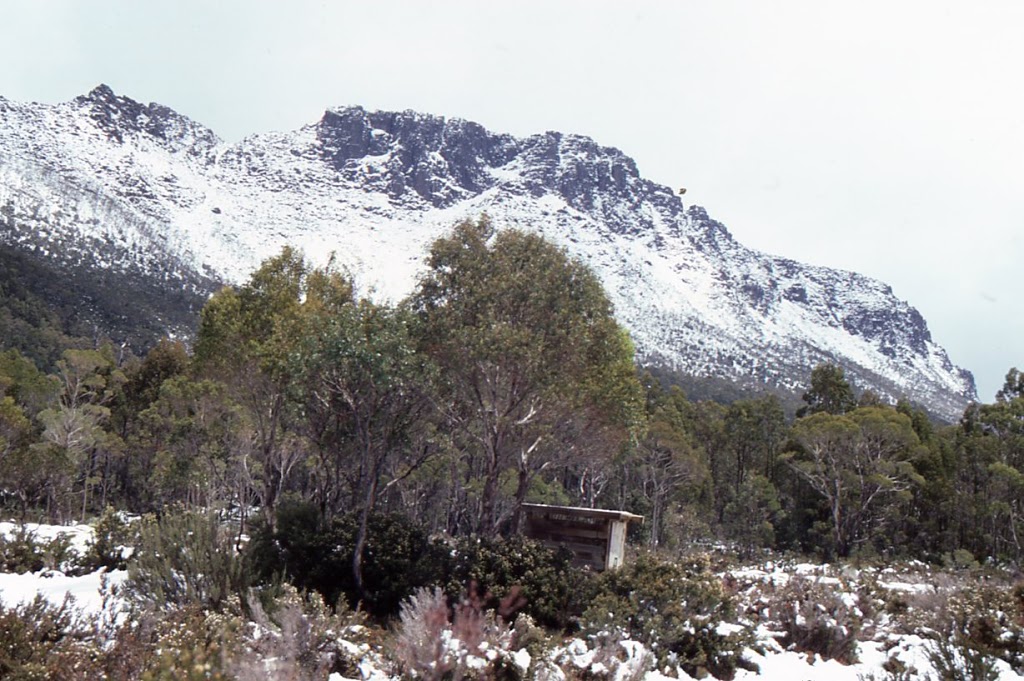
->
left=437, top=534, right=593, bottom=631
left=931, top=582, right=1024, bottom=675
left=251, top=504, right=599, bottom=628
left=772, top=576, right=861, bottom=664
left=928, top=621, right=1001, bottom=681
left=857, top=656, right=918, bottom=681
left=0, top=525, right=46, bottom=573
left=126, top=510, right=251, bottom=611
left=941, top=548, right=981, bottom=571
left=84, top=506, right=134, bottom=571
left=580, top=552, right=754, bottom=680
left=247, top=502, right=435, bottom=618
left=231, top=585, right=376, bottom=681
left=391, top=585, right=523, bottom=681
left=390, top=586, right=456, bottom=679
left=0, top=524, right=79, bottom=574
left=132, top=606, right=240, bottom=681
left=0, top=594, right=91, bottom=679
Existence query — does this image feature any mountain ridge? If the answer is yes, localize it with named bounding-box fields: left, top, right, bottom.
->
left=0, top=85, right=976, bottom=420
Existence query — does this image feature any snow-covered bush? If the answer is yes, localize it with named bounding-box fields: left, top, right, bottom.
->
left=773, top=575, right=862, bottom=663
left=857, top=655, right=919, bottom=681
left=0, top=593, right=90, bottom=679
left=0, top=524, right=80, bottom=574
left=552, top=633, right=655, bottom=680
left=230, top=585, right=377, bottom=681
left=130, top=605, right=241, bottom=681
left=581, top=552, right=755, bottom=679
left=391, top=586, right=452, bottom=678
left=391, top=584, right=524, bottom=680
left=927, top=625, right=1001, bottom=681
left=83, top=505, right=134, bottom=571
left=929, top=581, right=1024, bottom=675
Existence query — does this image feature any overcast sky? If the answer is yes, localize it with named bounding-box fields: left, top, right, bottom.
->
left=1, top=1, right=1021, bottom=400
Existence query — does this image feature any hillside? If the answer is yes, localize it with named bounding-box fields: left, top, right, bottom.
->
left=0, top=85, right=975, bottom=419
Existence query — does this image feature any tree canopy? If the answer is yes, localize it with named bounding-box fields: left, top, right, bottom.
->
left=412, top=217, right=644, bottom=534
left=797, top=362, right=857, bottom=417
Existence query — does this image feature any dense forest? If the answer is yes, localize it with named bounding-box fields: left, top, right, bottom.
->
left=1, top=217, right=1022, bottom=678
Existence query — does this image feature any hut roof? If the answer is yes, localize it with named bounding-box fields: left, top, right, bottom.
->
left=520, top=503, right=643, bottom=523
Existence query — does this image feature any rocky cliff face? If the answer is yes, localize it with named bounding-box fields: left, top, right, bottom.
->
left=0, top=85, right=976, bottom=420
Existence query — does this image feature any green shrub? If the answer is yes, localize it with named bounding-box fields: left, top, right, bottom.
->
left=249, top=504, right=593, bottom=628
left=0, top=526, right=46, bottom=573
left=43, top=532, right=78, bottom=573
left=437, top=534, right=593, bottom=631
left=0, top=594, right=89, bottom=680
left=85, top=506, right=134, bottom=571
left=248, top=502, right=435, bottom=618
left=126, top=510, right=251, bottom=611
left=942, top=548, right=981, bottom=571
left=0, top=525, right=79, bottom=574
left=581, top=552, right=754, bottom=680
left=245, top=500, right=320, bottom=586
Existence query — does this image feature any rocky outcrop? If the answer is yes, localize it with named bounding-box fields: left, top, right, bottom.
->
left=0, top=85, right=976, bottom=419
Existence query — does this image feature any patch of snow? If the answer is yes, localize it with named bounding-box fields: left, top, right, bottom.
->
left=0, top=568, right=127, bottom=615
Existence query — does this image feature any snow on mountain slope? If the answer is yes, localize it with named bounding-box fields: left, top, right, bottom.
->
left=0, top=85, right=976, bottom=420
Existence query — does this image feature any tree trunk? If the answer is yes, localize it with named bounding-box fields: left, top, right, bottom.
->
left=479, top=448, right=501, bottom=535
left=509, top=465, right=530, bottom=534
left=352, top=473, right=380, bottom=602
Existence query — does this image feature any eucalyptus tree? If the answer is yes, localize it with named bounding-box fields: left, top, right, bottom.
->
left=292, top=296, right=436, bottom=597
left=193, top=248, right=351, bottom=530
left=797, top=362, right=857, bottom=417
left=954, top=368, right=1024, bottom=559
left=996, top=367, right=1024, bottom=403
left=0, top=350, right=52, bottom=517
left=785, top=406, right=924, bottom=557
left=111, top=339, right=190, bottom=509
left=412, top=217, right=644, bottom=535
left=635, top=389, right=708, bottom=548
left=138, top=376, right=247, bottom=512
left=0, top=394, right=35, bottom=517
left=37, top=347, right=125, bottom=520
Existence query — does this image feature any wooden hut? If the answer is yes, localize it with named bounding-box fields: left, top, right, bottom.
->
left=518, top=503, right=643, bottom=571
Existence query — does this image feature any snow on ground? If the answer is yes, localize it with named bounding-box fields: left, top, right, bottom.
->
left=0, top=567, right=127, bottom=614
left=721, top=557, right=1024, bottom=680
left=1, top=524, right=1021, bottom=679
left=0, top=520, right=94, bottom=554
left=0, top=520, right=128, bottom=616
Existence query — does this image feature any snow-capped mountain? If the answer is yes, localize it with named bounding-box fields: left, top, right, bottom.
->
left=0, top=85, right=976, bottom=420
